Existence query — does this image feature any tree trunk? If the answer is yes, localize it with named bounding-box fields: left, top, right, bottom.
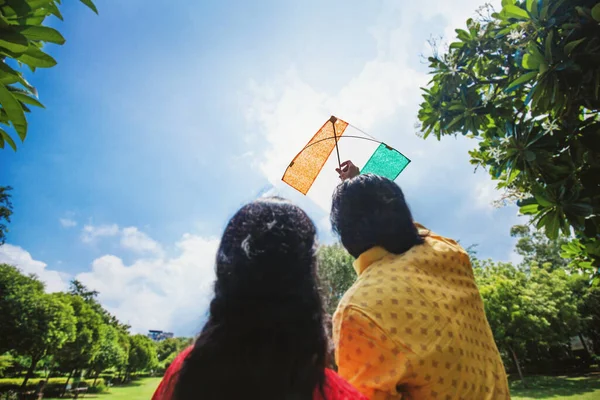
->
left=509, top=345, right=527, bottom=388
left=93, top=370, right=100, bottom=387
left=579, top=333, right=592, bottom=358
left=20, top=356, right=40, bottom=389
left=61, top=369, right=74, bottom=397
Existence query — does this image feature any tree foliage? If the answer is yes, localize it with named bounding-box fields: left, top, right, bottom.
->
left=53, top=293, right=105, bottom=372
left=510, top=224, right=569, bottom=269
left=156, top=337, right=192, bottom=364
left=127, top=335, right=158, bottom=374
left=0, top=186, right=12, bottom=244
left=317, top=244, right=356, bottom=315
left=0, top=267, right=165, bottom=388
left=0, top=0, right=97, bottom=151
left=418, top=0, right=600, bottom=282
left=475, top=260, right=585, bottom=380
left=0, top=264, right=77, bottom=386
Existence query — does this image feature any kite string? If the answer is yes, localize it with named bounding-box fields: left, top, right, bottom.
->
left=348, top=122, right=378, bottom=141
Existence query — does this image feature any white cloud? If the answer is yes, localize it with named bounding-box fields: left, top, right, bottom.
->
left=244, top=0, right=506, bottom=213
left=81, top=224, right=162, bottom=256
left=0, top=244, right=69, bottom=292
left=120, top=227, right=163, bottom=256
left=81, top=224, right=120, bottom=243
left=472, top=178, right=501, bottom=211
left=60, top=218, right=78, bottom=228
left=77, top=234, right=219, bottom=335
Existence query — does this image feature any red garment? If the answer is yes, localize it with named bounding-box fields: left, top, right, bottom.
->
left=152, top=346, right=367, bottom=400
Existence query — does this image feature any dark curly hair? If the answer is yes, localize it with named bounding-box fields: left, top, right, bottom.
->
left=330, top=174, right=424, bottom=258
left=173, top=197, right=327, bottom=400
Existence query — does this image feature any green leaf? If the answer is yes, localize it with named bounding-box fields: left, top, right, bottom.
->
left=11, top=91, right=44, bottom=108
left=79, top=0, right=99, bottom=14
left=533, top=188, right=553, bottom=207
left=14, top=26, right=66, bottom=45
left=524, top=150, right=536, bottom=162
left=593, top=3, right=600, bottom=21
left=0, top=61, right=21, bottom=85
left=0, top=82, right=27, bottom=140
left=505, top=71, right=538, bottom=92
left=545, top=211, right=560, bottom=239
left=445, top=114, right=464, bottom=131
left=17, top=46, right=57, bottom=69
left=522, top=53, right=542, bottom=70
left=520, top=203, right=540, bottom=215
left=564, top=38, right=585, bottom=55
left=545, top=30, right=554, bottom=61
left=503, top=4, right=530, bottom=20
left=526, top=0, right=539, bottom=16
left=0, top=127, right=16, bottom=150
left=0, top=29, right=28, bottom=53
left=565, top=203, right=593, bottom=217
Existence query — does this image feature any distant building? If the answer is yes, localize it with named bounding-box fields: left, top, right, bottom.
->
left=148, top=330, right=174, bottom=342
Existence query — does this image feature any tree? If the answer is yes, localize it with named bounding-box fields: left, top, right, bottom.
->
left=54, top=293, right=105, bottom=393
left=317, top=244, right=356, bottom=315
left=69, top=279, right=131, bottom=332
left=0, top=186, right=12, bottom=244
left=127, top=335, right=158, bottom=376
left=0, top=265, right=76, bottom=387
left=474, top=260, right=581, bottom=384
left=510, top=224, right=569, bottom=269
left=0, top=0, right=97, bottom=151
left=89, top=325, right=127, bottom=386
left=418, top=0, right=600, bottom=282
left=69, top=279, right=99, bottom=303
left=156, top=337, right=192, bottom=363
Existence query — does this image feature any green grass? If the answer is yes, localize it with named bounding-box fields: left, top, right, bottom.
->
left=99, top=378, right=161, bottom=400
left=42, top=377, right=161, bottom=400
left=511, top=374, right=600, bottom=399
left=32, top=374, right=599, bottom=400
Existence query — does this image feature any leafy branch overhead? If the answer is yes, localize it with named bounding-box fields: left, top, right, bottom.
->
left=418, top=0, right=600, bottom=283
left=0, top=0, right=97, bottom=151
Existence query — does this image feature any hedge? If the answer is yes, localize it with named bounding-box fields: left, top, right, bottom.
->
left=0, top=378, right=104, bottom=397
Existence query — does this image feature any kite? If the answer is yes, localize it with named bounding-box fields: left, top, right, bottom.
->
left=282, top=116, right=410, bottom=195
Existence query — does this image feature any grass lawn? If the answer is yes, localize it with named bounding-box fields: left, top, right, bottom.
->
left=98, top=378, right=162, bottom=400
left=49, top=377, right=162, bottom=400
left=37, top=374, right=599, bottom=399
left=510, top=374, right=600, bottom=399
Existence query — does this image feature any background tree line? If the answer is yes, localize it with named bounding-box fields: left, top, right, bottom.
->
left=317, top=225, right=600, bottom=385
left=0, top=266, right=191, bottom=396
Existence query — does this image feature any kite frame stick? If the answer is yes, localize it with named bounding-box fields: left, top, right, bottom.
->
left=330, top=116, right=342, bottom=169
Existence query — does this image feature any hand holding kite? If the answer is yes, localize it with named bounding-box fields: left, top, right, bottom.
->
left=336, top=160, right=360, bottom=181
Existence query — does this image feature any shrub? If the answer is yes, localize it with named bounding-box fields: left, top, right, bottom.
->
left=0, top=377, right=103, bottom=397
left=87, top=382, right=107, bottom=394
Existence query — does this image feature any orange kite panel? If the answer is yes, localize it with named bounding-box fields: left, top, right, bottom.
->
left=282, top=117, right=349, bottom=194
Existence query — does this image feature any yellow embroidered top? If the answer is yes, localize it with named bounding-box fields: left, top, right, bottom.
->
left=332, top=224, right=510, bottom=400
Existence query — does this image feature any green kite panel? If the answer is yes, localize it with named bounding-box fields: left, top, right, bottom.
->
left=360, top=143, right=410, bottom=181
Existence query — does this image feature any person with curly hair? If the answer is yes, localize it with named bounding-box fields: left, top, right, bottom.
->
left=153, top=197, right=367, bottom=400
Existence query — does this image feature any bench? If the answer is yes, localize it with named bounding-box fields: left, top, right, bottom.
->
left=69, top=387, right=88, bottom=399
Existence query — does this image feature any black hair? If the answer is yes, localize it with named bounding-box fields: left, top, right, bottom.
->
left=330, top=174, right=424, bottom=258
left=173, top=197, right=327, bottom=400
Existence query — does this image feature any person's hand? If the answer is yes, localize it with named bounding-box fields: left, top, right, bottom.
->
left=336, top=160, right=360, bottom=181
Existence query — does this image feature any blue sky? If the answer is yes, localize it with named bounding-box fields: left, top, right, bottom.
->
left=0, top=0, right=520, bottom=336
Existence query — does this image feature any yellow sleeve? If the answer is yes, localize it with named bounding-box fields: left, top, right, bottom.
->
left=334, top=307, right=414, bottom=400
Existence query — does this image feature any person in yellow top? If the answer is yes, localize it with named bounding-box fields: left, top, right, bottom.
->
left=330, top=161, right=510, bottom=400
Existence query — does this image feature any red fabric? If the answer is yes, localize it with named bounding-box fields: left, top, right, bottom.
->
left=152, top=346, right=367, bottom=400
